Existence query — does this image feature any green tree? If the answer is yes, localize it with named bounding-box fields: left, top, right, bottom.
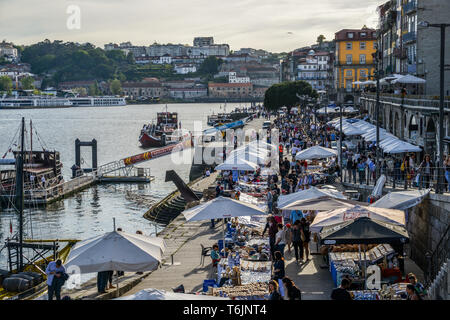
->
left=88, top=81, right=100, bottom=96
left=198, top=56, right=223, bottom=76
left=73, top=87, right=87, bottom=96
left=21, top=76, right=35, bottom=90
left=264, top=81, right=316, bottom=112
left=317, top=35, right=326, bottom=47
left=109, top=79, right=122, bottom=95
left=126, top=52, right=135, bottom=64
left=0, top=76, right=13, bottom=91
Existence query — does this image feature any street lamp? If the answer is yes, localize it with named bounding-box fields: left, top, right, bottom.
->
left=418, top=21, right=450, bottom=193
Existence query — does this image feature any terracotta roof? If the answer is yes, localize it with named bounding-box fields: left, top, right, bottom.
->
left=123, top=82, right=163, bottom=88
left=335, top=28, right=376, bottom=41
left=208, top=82, right=252, bottom=88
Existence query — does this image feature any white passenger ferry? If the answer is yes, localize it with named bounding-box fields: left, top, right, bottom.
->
left=0, top=96, right=126, bottom=108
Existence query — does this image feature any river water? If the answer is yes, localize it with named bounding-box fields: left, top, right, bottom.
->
left=0, top=103, right=252, bottom=269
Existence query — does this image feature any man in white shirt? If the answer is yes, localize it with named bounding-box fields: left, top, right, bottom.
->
left=275, top=223, right=286, bottom=257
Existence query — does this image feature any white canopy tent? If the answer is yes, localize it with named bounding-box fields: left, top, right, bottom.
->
left=380, top=74, right=403, bottom=84
left=310, top=205, right=406, bottom=233
left=65, top=231, right=166, bottom=273
left=392, top=74, right=426, bottom=84
left=281, top=196, right=367, bottom=212
left=215, top=157, right=259, bottom=171
left=295, top=145, right=338, bottom=160
left=182, top=196, right=266, bottom=222
left=360, top=80, right=376, bottom=85
left=381, top=139, right=422, bottom=154
left=277, top=186, right=346, bottom=209
left=370, top=189, right=431, bottom=210
left=227, top=150, right=267, bottom=165
left=116, top=288, right=229, bottom=300
left=316, top=106, right=340, bottom=114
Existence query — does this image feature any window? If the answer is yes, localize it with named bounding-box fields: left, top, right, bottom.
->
left=348, top=32, right=354, bottom=39
left=346, top=54, right=353, bottom=64
left=359, top=54, right=366, bottom=64
left=360, top=42, right=366, bottom=49
left=346, top=42, right=352, bottom=50
left=360, top=69, right=366, bottom=78
left=360, top=32, right=367, bottom=38
left=346, top=70, right=352, bottom=76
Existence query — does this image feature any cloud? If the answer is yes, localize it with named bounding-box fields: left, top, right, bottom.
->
left=0, top=0, right=382, bottom=52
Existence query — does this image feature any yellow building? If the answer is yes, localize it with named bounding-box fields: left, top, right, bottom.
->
left=335, top=26, right=377, bottom=92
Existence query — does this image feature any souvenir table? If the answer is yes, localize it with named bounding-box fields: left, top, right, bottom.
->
left=210, top=283, right=269, bottom=300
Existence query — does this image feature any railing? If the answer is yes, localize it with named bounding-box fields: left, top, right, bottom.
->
left=361, top=93, right=450, bottom=109
left=402, top=31, right=417, bottom=44
left=403, top=0, right=417, bottom=14
left=25, top=173, right=95, bottom=203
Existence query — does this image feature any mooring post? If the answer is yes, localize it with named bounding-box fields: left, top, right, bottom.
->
left=92, top=139, right=98, bottom=171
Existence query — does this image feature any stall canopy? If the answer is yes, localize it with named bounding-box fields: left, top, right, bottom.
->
left=311, top=205, right=405, bottom=233
left=227, top=150, right=267, bottom=165
left=116, top=288, right=229, bottom=300
left=316, top=106, right=340, bottom=114
left=277, top=186, right=346, bottom=209
left=370, top=189, right=431, bottom=210
left=182, top=196, right=266, bottom=221
left=380, top=74, right=403, bottom=84
left=320, top=217, right=409, bottom=245
left=335, top=122, right=365, bottom=136
left=215, top=157, right=259, bottom=171
left=65, top=231, right=166, bottom=273
left=282, top=196, right=367, bottom=212
left=392, top=74, right=426, bottom=84
left=295, top=145, right=338, bottom=160
left=381, top=140, right=422, bottom=154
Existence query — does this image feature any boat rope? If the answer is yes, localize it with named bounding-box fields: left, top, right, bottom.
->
left=2, top=123, right=20, bottom=158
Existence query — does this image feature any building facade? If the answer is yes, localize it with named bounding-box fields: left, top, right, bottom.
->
left=377, top=0, right=450, bottom=96
left=208, top=82, right=253, bottom=98
left=169, top=87, right=207, bottom=99
left=297, top=49, right=333, bottom=90
left=334, top=27, right=377, bottom=92
left=122, top=82, right=167, bottom=99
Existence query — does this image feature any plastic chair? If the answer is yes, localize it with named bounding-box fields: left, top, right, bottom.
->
left=200, top=244, right=212, bottom=266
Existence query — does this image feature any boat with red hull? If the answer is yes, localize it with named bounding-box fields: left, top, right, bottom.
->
left=139, top=111, right=181, bottom=148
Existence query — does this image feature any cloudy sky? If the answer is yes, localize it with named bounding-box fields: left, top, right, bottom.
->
left=0, top=0, right=381, bottom=52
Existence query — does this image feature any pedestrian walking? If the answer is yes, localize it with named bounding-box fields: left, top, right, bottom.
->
left=45, top=259, right=67, bottom=300
left=282, top=277, right=302, bottom=300
left=272, top=251, right=285, bottom=281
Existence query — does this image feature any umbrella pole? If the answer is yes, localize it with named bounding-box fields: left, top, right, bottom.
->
left=116, top=271, right=119, bottom=298
left=364, top=247, right=367, bottom=290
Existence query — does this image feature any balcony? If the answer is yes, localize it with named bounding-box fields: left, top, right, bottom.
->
left=403, top=0, right=417, bottom=15
left=407, top=63, right=417, bottom=74
left=402, top=31, right=416, bottom=44
left=393, top=47, right=407, bottom=59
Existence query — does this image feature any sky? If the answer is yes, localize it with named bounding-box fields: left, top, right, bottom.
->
left=0, top=0, right=381, bottom=52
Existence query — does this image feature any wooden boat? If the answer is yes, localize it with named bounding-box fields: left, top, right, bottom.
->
left=0, top=240, right=78, bottom=300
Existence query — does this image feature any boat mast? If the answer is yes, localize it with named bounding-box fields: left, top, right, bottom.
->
left=29, top=119, right=33, bottom=164
left=15, top=117, right=25, bottom=271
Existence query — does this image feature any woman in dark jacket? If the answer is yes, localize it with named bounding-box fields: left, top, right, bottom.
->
left=300, top=218, right=311, bottom=261
left=268, top=280, right=283, bottom=300
left=282, top=277, right=302, bottom=300
left=263, top=216, right=279, bottom=259
left=272, top=251, right=285, bottom=281
left=291, top=220, right=303, bottom=263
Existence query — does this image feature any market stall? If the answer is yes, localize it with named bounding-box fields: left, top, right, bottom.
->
left=320, top=217, right=410, bottom=296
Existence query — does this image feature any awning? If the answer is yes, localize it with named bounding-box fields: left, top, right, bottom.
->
left=370, top=189, right=431, bottom=210
left=278, top=186, right=346, bottom=209
left=312, top=205, right=406, bottom=233
left=295, top=145, right=338, bottom=160
left=320, top=217, right=409, bottom=245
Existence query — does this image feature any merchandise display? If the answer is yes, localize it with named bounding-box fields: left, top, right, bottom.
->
left=350, top=290, right=380, bottom=300
left=211, top=283, right=269, bottom=299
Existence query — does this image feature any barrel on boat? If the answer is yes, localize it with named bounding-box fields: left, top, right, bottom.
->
left=20, top=272, right=43, bottom=286
left=2, top=277, right=32, bottom=292
left=0, top=269, right=10, bottom=286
